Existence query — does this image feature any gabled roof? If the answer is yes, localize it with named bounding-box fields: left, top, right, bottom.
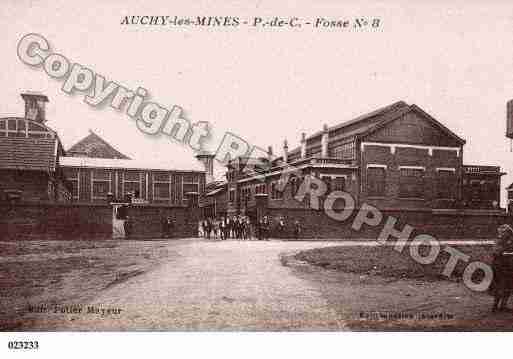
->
left=286, top=101, right=465, bottom=157
left=0, top=137, right=58, bottom=172
left=361, top=104, right=466, bottom=145
left=67, top=130, right=131, bottom=159
left=309, top=101, right=410, bottom=140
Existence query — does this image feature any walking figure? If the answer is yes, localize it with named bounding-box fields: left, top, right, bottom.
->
left=490, top=224, right=513, bottom=312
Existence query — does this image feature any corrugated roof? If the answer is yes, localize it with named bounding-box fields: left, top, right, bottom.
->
left=0, top=137, right=57, bottom=171
left=60, top=156, right=205, bottom=172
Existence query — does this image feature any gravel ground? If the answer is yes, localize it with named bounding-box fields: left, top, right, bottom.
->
left=34, top=239, right=346, bottom=331
left=2, top=238, right=507, bottom=331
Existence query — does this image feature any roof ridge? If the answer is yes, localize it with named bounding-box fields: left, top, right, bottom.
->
left=67, top=130, right=131, bottom=159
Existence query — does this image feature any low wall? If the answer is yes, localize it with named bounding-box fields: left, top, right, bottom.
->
left=0, top=202, right=199, bottom=240
left=264, top=207, right=513, bottom=240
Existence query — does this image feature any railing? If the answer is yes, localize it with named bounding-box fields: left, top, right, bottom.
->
left=463, top=165, right=501, bottom=174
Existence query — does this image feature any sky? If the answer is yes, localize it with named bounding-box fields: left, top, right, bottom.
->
left=1, top=0, right=513, bottom=204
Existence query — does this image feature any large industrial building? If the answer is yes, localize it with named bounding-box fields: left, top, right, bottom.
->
left=203, top=101, right=505, bottom=221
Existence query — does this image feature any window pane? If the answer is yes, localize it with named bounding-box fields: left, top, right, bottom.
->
left=124, top=181, right=140, bottom=197
left=7, top=120, right=16, bottom=130
left=437, top=170, right=456, bottom=199
left=28, top=122, right=45, bottom=131
left=333, top=177, right=345, bottom=191
left=93, top=181, right=109, bottom=198
left=70, top=180, right=79, bottom=198
left=368, top=168, right=385, bottom=197
left=92, top=170, right=110, bottom=180
left=0, top=120, right=5, bottom=130
left=154, top=183, right=170, bottom=199
left=400, top=169, right=424, bottom=198
left=183, top=183, right=199, bottom=194
left=153, top=173, right=170, bottom=182
left=124, top=171, right=140, bottom=181
left=183, top=174, right=197, bottom=183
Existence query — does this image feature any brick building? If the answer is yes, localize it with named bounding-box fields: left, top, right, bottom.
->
left=203, top=101, right=505, bottom=220
left=0, top=93, right=71, bottom=203
left=60, top=131, right=206, bottom=205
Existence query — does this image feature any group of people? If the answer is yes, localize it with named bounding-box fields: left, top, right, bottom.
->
left=200, top=216, right=252, bottom=240
left=199, top=215, right=303, bottom=241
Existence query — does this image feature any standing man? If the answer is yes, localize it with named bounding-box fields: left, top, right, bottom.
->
left=124, top=216, right=132, bottom=239
left=294, top=219, right=301, bottom=240
left=166, top=216, right=174, bottom=238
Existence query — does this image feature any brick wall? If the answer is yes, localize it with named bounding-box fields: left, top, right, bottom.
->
left=0, top=170, right=50, bottom=202
left=0, top=202, right=112, bottom=240
left=0, top=202, right=200, bottom=240
left=361, top=145, right=462, bottom=209
left=263, top=207, right=511, bottom=240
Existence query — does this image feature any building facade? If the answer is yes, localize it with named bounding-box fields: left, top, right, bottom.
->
left=60, top=131, right=206, bottom=205
left=204, top=101, right=505, bottom=219
left=0, top=93, right=71, bottom=203
left=0, top=93, right=208, bottom=207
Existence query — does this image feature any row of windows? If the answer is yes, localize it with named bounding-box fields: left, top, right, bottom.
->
left=230, top=175, right=346, bottom=203
left=332, top=142, right=355, bottom=160
left=366, top=167, right=457, bottom=199
left=67, top=170, right=199, bottom=202
left=0, top=118, right=55, bottom=138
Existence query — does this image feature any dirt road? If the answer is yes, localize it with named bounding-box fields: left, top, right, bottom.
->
left=35, top=239, right=346, bottom=330
left=16, top=238, right=504, bottom=331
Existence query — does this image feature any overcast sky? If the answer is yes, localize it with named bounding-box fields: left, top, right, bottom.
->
left=2, top=0, right=513, bottom=203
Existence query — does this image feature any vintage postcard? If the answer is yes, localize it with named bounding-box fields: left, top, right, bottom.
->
left=1, top=0, right=512, bottom=356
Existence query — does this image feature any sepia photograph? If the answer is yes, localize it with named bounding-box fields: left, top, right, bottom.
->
left=1, top=0, right=513, bottom=357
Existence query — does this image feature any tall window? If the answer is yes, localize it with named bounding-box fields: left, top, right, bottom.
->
left=123, top=171, right=142, bottom=199
left=153, top=173, right=171, bottom=201
left=67, top=169, right=80, bottom=200
left=333, top=176, right=346, bottom=192
left=183, top=174, right=199, bottom=195
left=229, top=188, right=235, bottom=203
left=91, top=170, right=111, bottom=200
left=399, top=167, right=425, bottom=198
left=255, top=183, right=267, bottom=195
left=270, top=180, right=284, bottom=200
left=437, top=169, right=456, bottom=199
left=367, top=167, right=386, bottom=197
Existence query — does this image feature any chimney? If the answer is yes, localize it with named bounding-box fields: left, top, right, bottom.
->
left=21, top=92, right=49, bottom=123
left=283, top=140, right=289, bottom=163
left=300, top=132, right=307, bottom=158
left=195, top=151, right=215, bottom=184
left=267, top=145, right=274, bottom=162
left=321, top=124, right=329, bottom=157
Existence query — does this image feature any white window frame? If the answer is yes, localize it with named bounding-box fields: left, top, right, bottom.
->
left=68, top=169, right=80, bottom=200
left=122, top=171, right=142, bottom=199
left=153, top=173, right=172, bottom=201
left=182, top=174, right=200, bottom=199
left=91, top=170, right=112, bottom=201
left=398, top=166, right=426, bottom=199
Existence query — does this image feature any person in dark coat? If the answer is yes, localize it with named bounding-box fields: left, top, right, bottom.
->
left=293, top=219, right=301, bottom=240
left=166, top=216, right=174, bottom=238
left=124, top=216, right=132, bottom=239
left=490, top=224, right=513, bottom=312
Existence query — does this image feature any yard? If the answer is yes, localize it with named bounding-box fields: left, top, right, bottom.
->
left=0, top=239, right=173, bottom=330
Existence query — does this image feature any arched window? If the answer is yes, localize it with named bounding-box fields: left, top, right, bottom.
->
left=0, top=118, right=55, bottom=138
